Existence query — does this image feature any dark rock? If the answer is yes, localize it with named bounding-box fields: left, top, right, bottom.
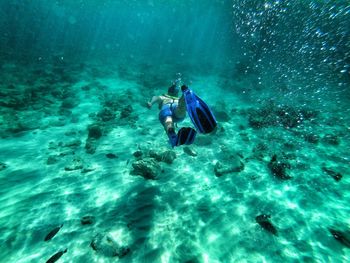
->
left=329, top=228, right=350, bottom=248
left=133, top=150, right=143, bottom=158
left=64, top=157, right=83, bottom=171
left=88, top=124, right=103, bottom=139
left=183, top=147, right=197, bottom=157
left=81, top=215, right=95, bottom=225
left=256, top=214, right=278, bottom=236
left=61, top=98, right=77, bottom=109
left=322, top=167, right=342, bottom=182
left=322, top=134, right=340, bottom=145
left=97, top=108, right=115, bottom=122
left=81, top=167, right=95, bottom=173
left=149, top=150, right=161, bottom=161
left=268, top=154, right=292, bottom=180
left=120, top=105, right=133, bottom=119
left=106, top=153, right=118, bottom=159
left=247, top=103, right=315, bottom=129
left=160, top=150, right=176, bottom=164
left=131, top=158, right=161, bottom=180
left=0, top=162, right=7, bottom=171
left=214, top=160, right=244, bottom=177
left=91, top=233, right=130, bottom=258
left=303, top=133, right=319, bottom=144
left=149, top=150, right=176, bottom=164
left=47, top=156, right=59, bottom=165
left=214, top=147, right=245, bottom=177
left=64, top=139, right=81, bottom=148
left=0, top=97, right=26, bottom=109
left=85, top=139, right=97, bottom=154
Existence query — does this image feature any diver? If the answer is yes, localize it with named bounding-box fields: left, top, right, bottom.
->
left=147, top=76, right=217, bottom=147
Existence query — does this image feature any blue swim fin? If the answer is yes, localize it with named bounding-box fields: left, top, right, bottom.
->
left=168, top=127, right=197, bottom=147
left=182, top=85, right=217, bottom=134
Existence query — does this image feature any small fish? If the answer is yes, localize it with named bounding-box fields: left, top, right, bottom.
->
left=46, top=249, right=67, bottom=263
left=322, top=167, right=342, bottom=182
left=44, top=224, right=63, bottom=241
left=329, top=229, right=350, bottom=248
left=256, top=214, right=278, bottom=236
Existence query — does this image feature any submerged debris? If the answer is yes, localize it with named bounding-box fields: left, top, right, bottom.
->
left=256, top=214, right=278, bottom=236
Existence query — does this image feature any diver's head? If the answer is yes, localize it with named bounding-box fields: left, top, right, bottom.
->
left=167, top=84, right=179, bottom=97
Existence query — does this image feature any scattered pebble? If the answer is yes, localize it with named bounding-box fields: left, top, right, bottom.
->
left=91, top=233, right=130, bottom=258
left=183, top=146, right=197, bottom=157
left=106, top=153, right=118, bottom=159
left=81, top=215, right=95, bottom=225
left=47, top=156, right=58, bottom=165
left=133, top=150, right=143, bottom=158
left=0, top=162, right=7, bottom=171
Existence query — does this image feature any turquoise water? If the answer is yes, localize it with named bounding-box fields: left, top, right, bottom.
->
left=0, top=1, right=349, bottom=262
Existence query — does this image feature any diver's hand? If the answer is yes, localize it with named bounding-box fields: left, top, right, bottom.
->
left=147, top=102, right=152, bottom=109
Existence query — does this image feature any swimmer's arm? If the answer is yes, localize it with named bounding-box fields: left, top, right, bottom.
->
left=147, top=96, right=161, bottom=108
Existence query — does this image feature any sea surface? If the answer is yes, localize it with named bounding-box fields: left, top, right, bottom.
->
left=0, top=1, right=349, bottom=262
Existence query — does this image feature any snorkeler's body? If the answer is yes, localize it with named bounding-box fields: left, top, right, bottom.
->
left=148, top=83, right=196, bottom=147
left=147, top=88, right=186, bottom=134
left=147, top=77, right=216, bottom=147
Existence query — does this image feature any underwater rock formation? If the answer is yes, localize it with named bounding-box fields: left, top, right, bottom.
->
left=214, top=147, right=244, bottom=177
left=64, top=157, right=84, bottom=171
left=256, top=214, right=278, bottom=236
left=322, top=167, right=342, bottom=182
left=149, top=150, right=176, bottom=164
left=214, top=160, right=244, bottom=177
left=322, top=134, right=340, bottom=145
left=88, top=124, right=103, bottom=139
left=85, top=123, right=103, bottom=154
left=97, top=107, right=115, bottom=122
left=44, top=224, right=63, bottom=241
left=133, top=150, right=143, bottom=158
left=106, top=153, right=118, bottom=159
left=120, top=105, right=133, bottom=119
left=247, top=103, right=317, bottom=129
left=0, top=162, right=7, bottom=171
left=131, top=158, right=161, bottom=180
left=91, top=233, right=130, bottom=258
left=81, top=215, right=95, bottom=225
left=183, top=146, right=197, bottom=157
left=329, top=228, right=350, bottom=248
left=303, top=132, right=320, bottom=144
left=268, top=154, right=292, bottom=180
